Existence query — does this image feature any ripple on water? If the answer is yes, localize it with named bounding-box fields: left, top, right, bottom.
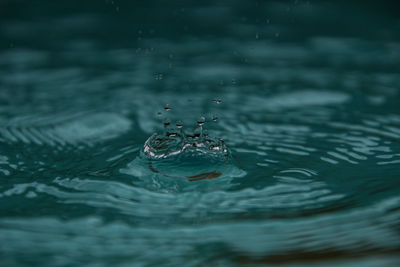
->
left=0, top=112, right=132, bottom=147
left=0, top=25, right=400, bottom=266
left=0, top=196, right=399, bottom=265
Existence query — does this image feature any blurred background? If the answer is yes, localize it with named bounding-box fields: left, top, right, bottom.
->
left=0, top=1, right=400, bottom=266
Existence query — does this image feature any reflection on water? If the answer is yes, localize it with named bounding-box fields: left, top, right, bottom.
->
left=1, top=0, right=400, bottom=266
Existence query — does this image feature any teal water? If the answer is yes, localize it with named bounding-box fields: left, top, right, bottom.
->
left=1, top=1, right=400, bottom=266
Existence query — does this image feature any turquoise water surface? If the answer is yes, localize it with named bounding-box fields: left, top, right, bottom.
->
left=1, top=1, right=400, bottom=266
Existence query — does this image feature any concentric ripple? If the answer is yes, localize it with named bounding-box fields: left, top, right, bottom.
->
left=0, top=112, right=131, bottom=147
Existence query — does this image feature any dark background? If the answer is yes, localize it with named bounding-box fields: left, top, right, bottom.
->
left=1, top=0, right=399, bottom=50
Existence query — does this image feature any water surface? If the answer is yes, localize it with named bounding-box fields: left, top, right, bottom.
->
left=1, top=1, right=400, bottom=266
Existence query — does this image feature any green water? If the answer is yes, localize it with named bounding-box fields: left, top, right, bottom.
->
left=1, top=1, right=400, bottom=266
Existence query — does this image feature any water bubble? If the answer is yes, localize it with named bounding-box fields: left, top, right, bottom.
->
left=212, top=115, right=218, bottom=122
left=157, top=112, right=162, bottom=116
left=164, top=104, right=171, bottom=111
left=212, top=99, right=222, bottom=104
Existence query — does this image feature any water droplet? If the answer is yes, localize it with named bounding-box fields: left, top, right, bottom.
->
left=157, top=112, right=162, bottom=116
left=197, top=116, right=206, bottom=126
left=213, top=99, right=222, bottom=104
left=255, top=33, right=259, bottom=39
left=163, top=118, right=171, bottom=128
left=212, top=115, right=218, bottom=122
left=231, top=79, right=236, bottom=85
left=176, top=121, right=183, bottom=129
left=164, top=104, right=171, bottom=111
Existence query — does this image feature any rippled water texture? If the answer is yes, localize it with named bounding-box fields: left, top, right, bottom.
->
left=1, top=1, right=400, bottom=266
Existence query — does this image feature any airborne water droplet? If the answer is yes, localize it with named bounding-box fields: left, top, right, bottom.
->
left=163, top=118, right=171, bottom=127
left=176, top=120, right=183, bottom=129
left=212, top=99, right=222, bottom=104
left=164, top=104, right=171, bottom=111
left=197, top=116, right=206, bottom=126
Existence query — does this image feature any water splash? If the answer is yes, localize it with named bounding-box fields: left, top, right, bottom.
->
left=142, top=108, right=230, bottom=181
